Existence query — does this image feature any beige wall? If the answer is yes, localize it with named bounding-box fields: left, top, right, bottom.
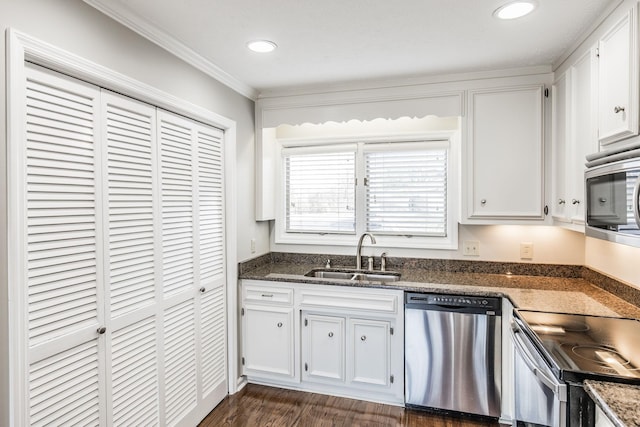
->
left=585, top=237, right=640, bottom=290
left=0, top=1, right=268, bottom=423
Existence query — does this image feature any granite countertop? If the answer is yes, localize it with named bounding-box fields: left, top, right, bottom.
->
left=240, top=255, right=640, bottom=426
left=241, top=261, right=640, bottom=318
left=585, top=380, right=640, bottom=427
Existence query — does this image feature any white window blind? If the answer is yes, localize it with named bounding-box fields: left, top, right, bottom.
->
left=284, top=147, right=356, bottom=233
left=364, top=142, right=447, bottom=236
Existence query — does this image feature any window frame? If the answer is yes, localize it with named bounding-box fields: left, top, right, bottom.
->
left=274, top=131, right=459, bottom=250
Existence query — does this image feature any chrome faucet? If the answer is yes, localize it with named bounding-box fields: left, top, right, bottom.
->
left=356, top=233, right=376, bottom=270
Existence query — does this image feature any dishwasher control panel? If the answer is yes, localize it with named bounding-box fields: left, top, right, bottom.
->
left=405, top=292, right=501, bottom=314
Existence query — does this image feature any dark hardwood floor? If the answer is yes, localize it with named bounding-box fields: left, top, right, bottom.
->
left=199, top=384, right=500, bottom=427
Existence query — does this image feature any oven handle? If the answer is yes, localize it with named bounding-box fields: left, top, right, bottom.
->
left=511, top=323, right=566, bottom=400
left=634, top=175, right=640, bottom=229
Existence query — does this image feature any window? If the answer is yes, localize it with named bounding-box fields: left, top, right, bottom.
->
left=364, top=142, right=447, bottom=236
left=285, top=146, right=356, bottom=233
left=278, top=138, right=456, bottom=249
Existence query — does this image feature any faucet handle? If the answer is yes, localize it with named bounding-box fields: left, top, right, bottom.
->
left=325, top=259, right=331, bottom=269
left=380, top=252, right=388, bottom=272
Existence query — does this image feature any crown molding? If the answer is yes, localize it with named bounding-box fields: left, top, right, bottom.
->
left=83, top=0, right=258, bottom=100
left=257, top=65, right=552, bottom=99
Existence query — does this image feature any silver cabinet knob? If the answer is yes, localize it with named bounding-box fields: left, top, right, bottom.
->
left=328, top=332, right=334, bottom=338
left=480, top=199, right=487, bottom=206
left=558, top=199, right=566, bottom=205
left=572, top=199, right=580, bottom=205
left=599, top=197, right=607, bottom=204
left=614, top=105, right=626, bottom=113
left=361, top=335, right=367, bottom=341
left=277, top=322, right=283, bottom=328
left=97, top=327, right=106, bottom=335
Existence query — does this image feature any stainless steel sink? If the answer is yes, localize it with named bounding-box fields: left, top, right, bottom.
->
left=304, top=268, right=401, bottom=282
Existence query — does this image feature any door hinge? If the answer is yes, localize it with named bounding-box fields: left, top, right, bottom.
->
left=241, top=357, right=245, bottom=366
left=364, top=177, right=369, bottom=186
left=544, top=88, right=549, bottom=98
left=596, top=47, right=600, bottom=58
left=390, top=375, right=394, bottom=384
left=304, top=363, right=308, bottom=371
left=390, top=327, right=394, bottom=335
left=241, top=307, right=244, bottom=316
left=304, top=318, right=308, bottom=326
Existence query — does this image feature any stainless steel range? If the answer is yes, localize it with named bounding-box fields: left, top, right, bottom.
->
left=512, top=310, right=640, bottom=427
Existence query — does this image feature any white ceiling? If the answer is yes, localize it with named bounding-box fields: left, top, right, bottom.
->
left=85, top=0, right=616, bottom=97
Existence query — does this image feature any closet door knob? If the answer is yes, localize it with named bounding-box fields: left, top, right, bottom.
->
left=572, top=199, right=580, bottom=205
left=558, top=199, right=566, bottom=205
left=199, top=287, right=206, bottom=293
left=614, top=105, right=626, bottom=113
left=97, top=327, right=106, bottom=335
left=361, top=335, right=367, bottom=341
left=328, top=332, right=334, bottom=338
left=277, top=322, right=283, bottom=328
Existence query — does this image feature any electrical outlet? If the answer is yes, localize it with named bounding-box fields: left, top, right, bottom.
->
left=250, top=238, right=256, bottom=253
left=463, top=240, right=480, bottom=256
left=520, top=242, right=533, bottom=260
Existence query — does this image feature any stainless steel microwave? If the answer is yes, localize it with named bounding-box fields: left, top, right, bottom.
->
left=585, top=158, right=640, bottom=248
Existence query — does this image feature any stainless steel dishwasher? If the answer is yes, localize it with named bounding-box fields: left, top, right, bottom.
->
left=404, top=292, right=502, bottom=419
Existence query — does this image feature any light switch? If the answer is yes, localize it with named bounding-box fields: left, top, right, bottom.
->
left=520, top=242, right=533, bottom=260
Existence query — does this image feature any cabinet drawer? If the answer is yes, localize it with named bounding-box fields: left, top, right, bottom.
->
left=243, top=283, right=293, bottom=305
left=300, top=290, right=398, bottom=314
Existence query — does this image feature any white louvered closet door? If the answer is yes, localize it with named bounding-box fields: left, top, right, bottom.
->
left=100, top=91, right=161, bottom=426
left=17, top=64, right=227, bottom=426
left=23, top=63, right=107, bottom=426
left=157, top=110, right=227, bottom=427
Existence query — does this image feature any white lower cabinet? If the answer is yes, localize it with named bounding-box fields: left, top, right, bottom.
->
left=241, top=283, right=296, bottom=381
left=302, top=314, right=345, bottom=383
left=241, top=280, right=404, bottom=405
left=243, top=305, right=295, bottom=378
left=349, top=318, right=391, bottom=387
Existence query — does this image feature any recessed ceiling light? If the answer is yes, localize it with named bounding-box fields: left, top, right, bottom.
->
left=493, top=1, right=537, bottom=20
left=247, top=40, right=277, bottom=53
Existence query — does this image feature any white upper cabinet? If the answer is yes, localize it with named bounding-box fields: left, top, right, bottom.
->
left=552, top=72, right=570, bottom=222
left=569, top=48, right=599, bottom=224
left=463, top=85, right=545, bottom=223
left=551, top=47, right=599, bottom=229
left=597, top=5, right=639, bottom=146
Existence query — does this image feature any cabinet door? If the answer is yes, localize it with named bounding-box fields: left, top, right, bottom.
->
left=466, top=86, right=544, bottom=221
left=598, top=6, right=639, bottom=146
left=349, top=319, right=390, bottom=387
left=302, top=314, right=345, bottom=383
left=552, top=72, right=570, bottom=222
left=242, top=305, right=294, bottom=378
left=570, top=48, right=598, bottom=224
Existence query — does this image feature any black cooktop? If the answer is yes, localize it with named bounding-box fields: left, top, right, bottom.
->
left=516, top=310, right=640, bottom=384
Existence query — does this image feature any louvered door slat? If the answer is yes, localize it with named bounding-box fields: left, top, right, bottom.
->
left=24, top=65, right=102, bottom=352
left=200, top=286, right=226, bottom=396
left=111, top=317, right=159, bottom=426
left=164, top=300, right=197, bottom=425
left=104, top=93, right=157, bottom=319
left=159, top=112, right=195, bottom=297
left=29, top=341, right=101, bottom=427
left=197, top=127, right=225, bottom=283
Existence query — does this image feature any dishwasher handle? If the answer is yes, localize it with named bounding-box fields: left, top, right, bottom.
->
left=511, top=322, right=567, bottom=401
